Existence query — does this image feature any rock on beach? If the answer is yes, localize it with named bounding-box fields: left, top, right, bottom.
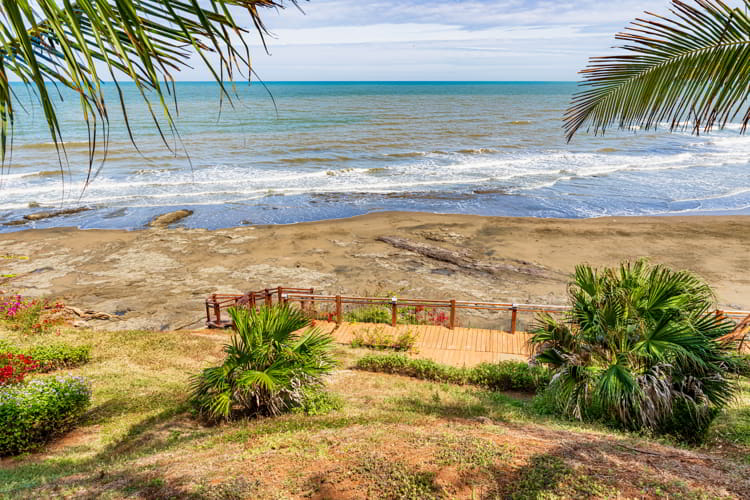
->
left=148, top=210, right=194, bottom=228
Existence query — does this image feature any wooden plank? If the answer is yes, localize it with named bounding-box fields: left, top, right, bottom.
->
left=424, top=326, right=438, bottom=349
left=459, top=328, right=469, bottom=351
left=427, top=327, right=437, bottom=350
left=430, top=327, right=441, bottom=349
left=446, top=328, right=458, bottom=350
left=442, top=327, right=451, bottom=350
left=513, top=332, right=522, bottom=355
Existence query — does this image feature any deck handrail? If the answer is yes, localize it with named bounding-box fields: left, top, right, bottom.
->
left=204, top=286, right=750, bottom=338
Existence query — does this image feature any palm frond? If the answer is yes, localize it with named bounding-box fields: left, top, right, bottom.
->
left=0, top=0, right=300, bottom=185
left=565, top=0, right=750, bottom=141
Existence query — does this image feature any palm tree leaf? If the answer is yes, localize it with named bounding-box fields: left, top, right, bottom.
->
left=0, top=0, right=300, bottom=187
left=565, top=0, right=750, bottom=141
left=237, top=368, right=278, bottom=392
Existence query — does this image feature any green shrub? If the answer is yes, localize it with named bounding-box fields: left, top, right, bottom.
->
left=531, top=260, right=739, bottom=442
left=659, top=398, right=720, bottom=444
left=0, top=341, right=90, bottom=372
left=351, top=326, right=418, bottom=351
left=0, top=375, right=92, bottom=455
left=190, top=305, right=336, bottom=421
left=355, top=354, right=549, bottom=393
left=343, top=305, right=451, bottom=327
left=344, top=306, right=392, bottom=324
left=730, top=354, right=750, bottom=377
left=469, top=361, right=551, bottom=392
left=356, top=354, right=467, bottom=385
left=292, top=388, right=344, bottom=416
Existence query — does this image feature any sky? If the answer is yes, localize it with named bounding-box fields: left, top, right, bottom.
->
left=177, top=0, right=659, bottom=81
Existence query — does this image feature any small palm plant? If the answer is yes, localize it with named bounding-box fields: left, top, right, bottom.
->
left=531, top=260, right=740, bottom=441
left=191, top=305, right=336, bottom=421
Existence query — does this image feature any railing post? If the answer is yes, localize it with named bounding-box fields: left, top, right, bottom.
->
left=277, top=286, right=283, bottom=304
left=391, top=297, right=398, bottom=327
left=335, top=295, right=342, bottom=324
left=310, top=288, right=316, bottom=316
left=449, top=299, right=456, bottom=329
left=205, top=300, right=211, bottom=326
left=213, top=296, right=221, bottom=326
left=510, top=304, right=518, bottom=334
left=265, top=289, right=272, bottom=307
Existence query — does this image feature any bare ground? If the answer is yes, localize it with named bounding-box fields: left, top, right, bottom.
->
left=1, top=212, right=749, bottom=331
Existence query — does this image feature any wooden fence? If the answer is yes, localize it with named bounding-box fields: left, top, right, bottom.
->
left=204, top=286, right=750, bottom=337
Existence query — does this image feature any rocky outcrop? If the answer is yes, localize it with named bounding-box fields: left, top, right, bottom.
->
left=148, top=209, right=193, bottom=228
left=3, top=207, right=91, bottom=226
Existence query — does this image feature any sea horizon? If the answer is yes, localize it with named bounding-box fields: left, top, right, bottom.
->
left=1, top=81, right=748, bottom=232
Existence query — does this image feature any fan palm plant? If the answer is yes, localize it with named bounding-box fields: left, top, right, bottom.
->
left=564, top=0, right=749, bottom=141
left=0, top=0, right=299, bottom=183
left=531, top=260, right=740, bottom=442
left=190, top=304, right=336, bottom=421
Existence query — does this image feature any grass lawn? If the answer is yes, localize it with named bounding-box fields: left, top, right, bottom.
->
left=1, top=325, right=749, bottom=499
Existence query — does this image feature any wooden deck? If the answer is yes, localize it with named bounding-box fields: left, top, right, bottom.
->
left=314, top=321, right=533, bottom=367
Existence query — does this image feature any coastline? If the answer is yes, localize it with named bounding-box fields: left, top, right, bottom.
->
left=2, top=211, right=749, bottom=331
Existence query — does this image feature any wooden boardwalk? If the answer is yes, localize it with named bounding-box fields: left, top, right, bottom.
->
left=314, top=321, right=533, bottom=367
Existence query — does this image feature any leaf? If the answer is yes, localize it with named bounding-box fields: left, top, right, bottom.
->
left=0, top=0, right=302, bottom=191
left=565, top=0, right=750, bottom=141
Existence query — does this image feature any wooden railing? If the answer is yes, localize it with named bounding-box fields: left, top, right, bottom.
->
left=205, top=287, right=313, bottom=327
left=204, top=286, right=750, bottom=335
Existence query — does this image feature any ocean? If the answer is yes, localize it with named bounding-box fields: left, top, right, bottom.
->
left=1, top=81, right=748, bottom=231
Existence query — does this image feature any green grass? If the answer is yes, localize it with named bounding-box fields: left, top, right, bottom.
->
left=0, top=324, right=748, bottom=499
left=708, top=377, right=750, bottom=462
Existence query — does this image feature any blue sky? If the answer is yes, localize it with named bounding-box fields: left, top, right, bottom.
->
left=179, top=0, right=657, bottom=81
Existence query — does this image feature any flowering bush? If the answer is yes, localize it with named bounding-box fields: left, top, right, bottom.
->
left=0, top=341, right=90, bottom=373
left=0, top=295, right=65, bottom=334
left=0, top=375, right=91, bottom=455
left=0, top=352, right=39, bottom=385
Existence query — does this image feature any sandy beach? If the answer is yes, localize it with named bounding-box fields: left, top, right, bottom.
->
left=1, top=211, right=748, bottom=331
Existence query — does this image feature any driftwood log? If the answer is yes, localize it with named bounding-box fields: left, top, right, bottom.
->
left=376, top=236, right=552, bottom=278
left=64, top=306, right=116, bottom=321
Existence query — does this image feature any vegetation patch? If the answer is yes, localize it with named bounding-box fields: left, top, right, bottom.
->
left=343, top=304, right=452, bottom=327
left=502, top=454, right=617, bottom=500
left=0, top=375, right=91, bottom=455
left=532, top=260, right=741, bottom=443
left=190, top=305, right=336, bottom=421
left=431, top=434, right=512, bottom=470
left=291, top=387, right=344, bottom=416
left=0, top=321, right=747, bottom=498
left=0, top=295, right=66, bottom=335
left=356, top=453, right=442, bottom=500
left=356, top=353, right=549, bottom=393
left=0, top=340, right=90, bottom=372
left=351, top=325, right=419, bottom=351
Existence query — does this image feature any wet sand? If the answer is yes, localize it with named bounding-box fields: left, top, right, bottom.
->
left=1, top=212, right=749, bottom=331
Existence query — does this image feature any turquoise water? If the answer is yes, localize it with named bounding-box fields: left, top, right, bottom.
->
left=1, top=82, right=748, bottom=230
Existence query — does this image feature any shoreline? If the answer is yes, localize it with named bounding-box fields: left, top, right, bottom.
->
left=2, top=211, right=749, bottom=331
left=4, top=204, right=750, bottom=235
